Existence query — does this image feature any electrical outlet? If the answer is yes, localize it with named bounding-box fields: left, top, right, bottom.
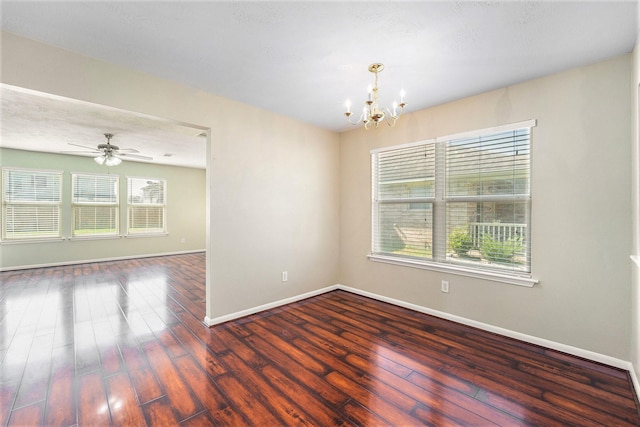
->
left=181, top=237, right=186, bottom=243
left=282, top=271, right=288, bottom=282
left=441, top=280, right=449, bottom=293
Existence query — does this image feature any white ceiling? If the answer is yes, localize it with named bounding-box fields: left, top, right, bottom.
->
left=1, top=85, right=207, bottom=169
left=1, top=1, right=638, bottom=168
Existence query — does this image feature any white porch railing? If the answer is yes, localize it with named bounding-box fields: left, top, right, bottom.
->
left=469, top=222, right=526, bottom=247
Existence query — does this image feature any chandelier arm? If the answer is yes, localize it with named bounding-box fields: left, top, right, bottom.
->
left=345, top=111, right=365, bottom=125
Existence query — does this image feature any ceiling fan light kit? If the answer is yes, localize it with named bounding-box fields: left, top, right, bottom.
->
left=345, top=63, right=406, bottom=130
left=93, top=133, right=123, bottom=166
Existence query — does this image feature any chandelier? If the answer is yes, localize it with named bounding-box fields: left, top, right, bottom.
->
left=344, top=63, right=406, bottom=130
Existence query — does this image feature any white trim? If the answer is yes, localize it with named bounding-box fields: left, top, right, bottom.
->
left=203, top=284, right=638, bottom=389
left=435, top=119, right=537, bottom=143
left=203, top=284, right=630, bottom=372
left=125, top=232, right=169, bottom=238
left=368, top=254, right=538, bottom=287
left=203, top=285, right=341, bottom=326
left=369, top=120, right=536, bottom=156
left=1, top=165, right=64, bottom=174
left=629, top=363, right=640, bottom=405
left=69, top=235, right=122, bottom=241
left=370, top=138, right=436, bottom=154
left=631, top=255, right=640, bottom=268
left=337, top=285, right=630, bottom=370
left=0, top=249, right=205, bottom=272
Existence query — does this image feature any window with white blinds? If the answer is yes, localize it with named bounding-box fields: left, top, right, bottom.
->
left=2, top=168, right=63, bottom=240
left=127, top=177, right=166, bottom=234
left=372, top=143, right=435, bottom=260
left=371, top=120, right=534, bottom=278
left=72, top=173, right=119, bottom=237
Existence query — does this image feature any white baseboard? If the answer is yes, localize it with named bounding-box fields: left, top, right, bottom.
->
left=337, top=285, right=631, bottom=370
left=203, top=283, right=640, bottom=404
left=204, top=285, right=340, bottom=326
left=630, top=363, right=640, bottom=405
left=0, top=249, right=206, bottom=272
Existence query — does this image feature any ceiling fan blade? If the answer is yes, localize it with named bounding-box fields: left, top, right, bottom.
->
left=68, top=142, right=100, bottom=150
left=61, top=150, right=101, bottom=154
left=116, top=152, right=153, bottom=160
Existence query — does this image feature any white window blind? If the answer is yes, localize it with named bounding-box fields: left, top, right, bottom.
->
left=127, top=177, right=166, bottom=234
left=371, top=120, right=534, bottom=277
left=372, top=143, right=435, bottom=260
left=72, top=173, right=119, bottom=237
left=2, top=168, right=62, bottom=240
left=441, top=127, right=531, bottom=273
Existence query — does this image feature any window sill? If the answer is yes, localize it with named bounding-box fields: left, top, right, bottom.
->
left=70, top=235, right=121, bottom=241
left=125, top=232, right=168, bottom=239
left=368, top=254, right=538, bottom=287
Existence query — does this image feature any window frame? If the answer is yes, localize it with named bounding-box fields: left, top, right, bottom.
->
left=126, top=176, right=167, bottom=236
left=71, top=172, right=120, bottom=239
left=369, top=120, right=538, bottom=287
left=1, top=167, right=63, bottom=242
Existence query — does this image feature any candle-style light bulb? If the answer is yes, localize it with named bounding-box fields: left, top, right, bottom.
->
left=345, top=99, right=352, bottom=114
left=400, top=89, right=406, bottom=103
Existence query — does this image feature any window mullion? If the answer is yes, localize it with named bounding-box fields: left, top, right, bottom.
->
left=433, top=141, right=446, bottom=262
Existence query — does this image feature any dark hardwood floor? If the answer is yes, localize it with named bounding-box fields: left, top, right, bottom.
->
left=1, top=253, right=639, bottom=426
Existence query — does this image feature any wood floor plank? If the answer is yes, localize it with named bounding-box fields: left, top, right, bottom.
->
left=180, top=411, right=215, bottom=427
left=105, top=372, right=148, bottom=426
left=142, top=396, right=179, bottom=426
left=44, top=346, right=76, bottom=426
left=245, top=320, right=328, bottom=375
left=215, top=374, right=282, bottom=426
left=340, top=400, right=390, bottom=426
left=169, top=323, right=228, bottom=378
left=6, top=401, right=44, bottom=427
left=142, top=340, right=203, bottom=421
left=326, top=370, right=423, bottom=426
left=117, top=334, right=164, bottom=405
left=1, top=254, right=639, bottom=426
left=218, top=350, right=318, bottom=426
left=241, top=332, right=350, bottom=407
left=77, top=372, right=112, bottom=426
left=260, top=363, right=350, bottom=426
left=173, top=355, right=246, bottom=426
left=0, top=382, right=17, bottom=426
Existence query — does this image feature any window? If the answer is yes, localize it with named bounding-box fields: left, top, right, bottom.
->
left=72, top=173, right=119, bottom=237
left=127, top=177, right=166, bottom=235
left=2, top=168, right=62, bottom=240
left=372, top=143, right=435, bottom=259
left=371, top=120, right=535, bottom=282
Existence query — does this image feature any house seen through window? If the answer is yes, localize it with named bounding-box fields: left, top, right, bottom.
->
left=127, top=177, right=166, bottom=234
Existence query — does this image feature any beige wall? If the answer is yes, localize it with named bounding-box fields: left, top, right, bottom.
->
left=0, top=147, right=206, bottom=269
left=339, top=55, right=632, bottom=359
left=2, top=30, right=635, bottom=362
left=0, top=32, right=341, bottom=320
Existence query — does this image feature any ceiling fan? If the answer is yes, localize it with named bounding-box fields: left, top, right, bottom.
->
left=63, top=133, right=153, bottom=166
